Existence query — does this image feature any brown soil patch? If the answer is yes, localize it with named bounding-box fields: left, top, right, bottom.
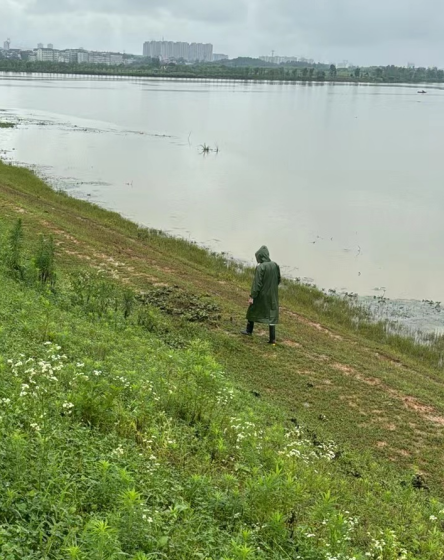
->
left=40, top=220, right=81, bottom=245
left=375, top=352, right=404, bottom=368
left=331, top=360, right=444, bottom=428
left=154, top=265, right=176, bottom=274
left=282, top=340, right=302, bottom=348
left=314, top=354, right=329, bottom=362
left=402, top=396, right=435, bottom=415
left=363, top=376, right=381, bottom=387
left=396, top=449, right=411, bottom=457
left=376, top=441, right=388, bottom=448
left=426, top=415, right=444, bottom=426
left=284, top=309, right=343, bottom=340
left=333, top=363, right=355, bottom=374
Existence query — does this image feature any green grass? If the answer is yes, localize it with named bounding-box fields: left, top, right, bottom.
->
left=1, top=160, right=444, bottom=558
left=0, top=121, right=15, bottom=128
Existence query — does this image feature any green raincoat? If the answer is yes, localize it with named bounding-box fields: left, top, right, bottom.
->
left=246, top=246, right=281, bottom=325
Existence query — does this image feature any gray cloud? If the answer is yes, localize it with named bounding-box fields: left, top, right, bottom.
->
left=27, top=0, right=248, bottom=25
left=1, top=0, right=444, bottom=66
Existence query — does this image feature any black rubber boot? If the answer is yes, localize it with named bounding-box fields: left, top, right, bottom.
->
left=241, top=321, right=254, bottom=336
left=268, top=325, right=276, bottom=344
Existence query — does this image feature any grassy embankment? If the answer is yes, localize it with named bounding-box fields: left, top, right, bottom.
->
left=1, top=159, right=444, bottom=559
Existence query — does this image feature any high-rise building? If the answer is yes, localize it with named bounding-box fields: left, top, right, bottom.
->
left=109, top=53, right=123, bottom=65
left=58, top=52, right=70, bottom=63
left=202, top=43, right=213, bottom=62
left=143, top=40, right=213, bottom=62
left=189, top=43, right=198, bottom=62
left=37, top=43, right=44, bottom=49
left=259, top=55, right=299, bottom=64
left=176, top=42, right=189, bottom=60
left=196, top=43, right=204, bottom=61
left=3, top=39, right=10, bottom=50
left=37, top=48, right=57, bottom=62
left=47, top=43, right=54, bottom=49
left=77, top=52, right=89, bottom=63
left=213, top=53, right=228, bottom=62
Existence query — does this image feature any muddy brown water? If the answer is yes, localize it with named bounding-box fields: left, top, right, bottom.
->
left=1, top=73, right=444, bottom=332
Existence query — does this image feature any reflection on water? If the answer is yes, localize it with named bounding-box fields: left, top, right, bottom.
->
left=0, top=74, right=443, bottom=314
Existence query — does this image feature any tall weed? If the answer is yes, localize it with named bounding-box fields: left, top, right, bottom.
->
left=34, top=234, right=57, bottom=287
left=3, top=218, right=24, bottom=279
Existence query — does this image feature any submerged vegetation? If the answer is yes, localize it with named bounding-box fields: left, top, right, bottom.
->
left=1, top=160, right=444, bottom=558
left=0, top=121, right=16, bottom=128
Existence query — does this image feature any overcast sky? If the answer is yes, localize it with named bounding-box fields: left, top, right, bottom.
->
left=1, top=0, right=443, bottom=67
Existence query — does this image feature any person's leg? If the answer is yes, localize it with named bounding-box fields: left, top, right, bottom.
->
left=241, top=321, right=254, bottom=335
left=268, top=325, right=276, bottom=344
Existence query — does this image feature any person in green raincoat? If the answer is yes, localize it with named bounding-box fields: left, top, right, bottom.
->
left=241, top=246, right=281, bottom=344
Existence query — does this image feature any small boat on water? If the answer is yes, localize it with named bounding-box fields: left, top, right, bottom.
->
left=418, top=90, right=427, bottom=94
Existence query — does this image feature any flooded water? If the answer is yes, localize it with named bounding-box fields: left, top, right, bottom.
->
left=1, top=73, right=443, bottom=314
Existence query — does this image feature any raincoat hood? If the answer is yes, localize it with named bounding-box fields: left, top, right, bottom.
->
left=255, top=246, right=271, bottom=264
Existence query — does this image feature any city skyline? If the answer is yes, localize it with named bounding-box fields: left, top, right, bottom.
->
left=1, top=0, right=444, bottom=68
left=0, top=38, right=424, bottom=70
left=1, top=37, right=433, bottom=71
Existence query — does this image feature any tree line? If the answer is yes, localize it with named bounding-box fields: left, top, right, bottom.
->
left=0, top=58, right=443, bottom=83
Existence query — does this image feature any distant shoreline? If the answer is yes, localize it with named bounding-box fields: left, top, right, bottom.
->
left=0, top=67, right=442, bottom=86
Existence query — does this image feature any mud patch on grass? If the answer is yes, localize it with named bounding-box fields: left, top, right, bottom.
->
left=331, top=362, right=444, bottom=426
left=333, top=363, right=355, bottom=374
left=284, top=309, right=343, bottom=340
left=402, top=396, right=436, bottom=415
left=363, top=376, right=381, bottom=386
left=425, top=415, right=444, bottom=426
left=395, top=448, right=412, bottom=457
left=282, top=339, right=302, bottom=348
left=375, top=352, right=404, bottom=368
left=137, top=286, right=221, bottom=323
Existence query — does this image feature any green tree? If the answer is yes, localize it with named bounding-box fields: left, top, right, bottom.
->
left=329, top=64, right=337, bottom=78
left=302, top=67, right=308, bottom=79
left=426, top=67, right=437, bottom=81
left=354, top=67, right=361, bottom=78
left=308, top=68, right=315, bottom=79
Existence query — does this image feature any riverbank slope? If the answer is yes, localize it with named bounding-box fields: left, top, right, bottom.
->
left=1, top=160, right=444, bottom=558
